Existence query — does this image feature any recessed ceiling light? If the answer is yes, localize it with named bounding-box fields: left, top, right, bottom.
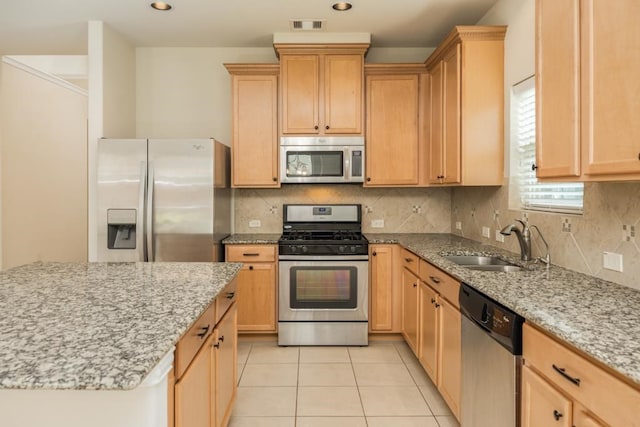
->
left=151, top=2, right=172, bottom=11
left=332, top=2, right=353, bottom=11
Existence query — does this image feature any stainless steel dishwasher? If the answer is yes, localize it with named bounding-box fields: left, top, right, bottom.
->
left=459, top=283, right=525, bottom=427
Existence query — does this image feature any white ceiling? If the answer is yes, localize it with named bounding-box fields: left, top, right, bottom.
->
left=0, top=0, right=499, bottom=55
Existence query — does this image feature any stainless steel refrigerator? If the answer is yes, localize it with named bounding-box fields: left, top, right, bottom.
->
left=97, top=138, right=231, bottom=262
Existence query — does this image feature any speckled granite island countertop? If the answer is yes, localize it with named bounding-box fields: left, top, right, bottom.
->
left=0, top=261, right=242, bottom=390
left=367, top=233, right=640, bottom=387
left=223, top=234, right=281, bottom=245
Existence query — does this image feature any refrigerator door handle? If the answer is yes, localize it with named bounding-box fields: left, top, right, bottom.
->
left=146, top=162, right=155, bottom=262
left=138, top=161, right=147, bottom=262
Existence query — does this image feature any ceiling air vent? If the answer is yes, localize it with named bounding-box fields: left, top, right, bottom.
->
left=290, top=19, right=326, bottom=31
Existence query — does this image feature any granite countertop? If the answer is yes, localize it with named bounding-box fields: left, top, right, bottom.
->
left=0, top=261, right=242, bottom=391
left=223, top=234, right=280, bottom=245
left=367, top=233, right=640, bottom=387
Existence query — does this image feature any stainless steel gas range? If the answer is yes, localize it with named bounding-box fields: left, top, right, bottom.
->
left=278, top=204, right=369, bottom=346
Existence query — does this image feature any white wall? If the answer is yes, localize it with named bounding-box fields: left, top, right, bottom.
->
left=0, top=61, right=88, bottom=269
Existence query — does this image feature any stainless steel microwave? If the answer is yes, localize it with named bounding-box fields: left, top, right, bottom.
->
left=280, top=136, right=365, bottom=183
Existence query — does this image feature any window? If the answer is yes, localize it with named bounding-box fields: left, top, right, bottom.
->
left=511, top=77, right=583, bottom=214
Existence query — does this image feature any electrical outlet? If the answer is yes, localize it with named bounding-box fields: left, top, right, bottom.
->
left=603, top=252, right=623, bottom=272
left=495, top=230, right=505, bottom=243
left=455, top=221, right=462, bottom=230
left=249, top=220, right=261, bottom=228
left=482, top=226, right=491, bottom=238
left=562, top=217, right=572, bottom=233
left=371, top=219, right=384, bottom=228
left=412, top=205, right=422, bottom=214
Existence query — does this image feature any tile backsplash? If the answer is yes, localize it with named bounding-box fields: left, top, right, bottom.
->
left=234, top=185, right=452, bottom=234
left=451, top=179, right=640, bottom=291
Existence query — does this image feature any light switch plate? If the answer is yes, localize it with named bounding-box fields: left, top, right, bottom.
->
left=495, top=230, right=505, bottom=243
left=249, top=220, right=261, bottom=228
left=455, top=221, right=462, bottom=230
left=371, top=219, right=384, bottom=228
left=482, top=226, right=491, bottom=238
left=603, top=252, right=623, bottom=272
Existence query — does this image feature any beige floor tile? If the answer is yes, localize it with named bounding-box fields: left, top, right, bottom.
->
left=348, top=344, right=403, bottom=363
left=359, top=386, right=432, bottom=416
left=299, top=346, right=351, bottom=363
left=353, top=363, right=415, bottom=386
left=404, top=360, right=432, bottom=386
left=246, top=344, right=299, bottom=364
left=418, top=384, right=454, bottom=416
left=228, top=416, right=296, bottom=427
left=394, top=341, right=419, bottom=364
left=232, top=386, right=297, bottom=417
left=239, top=363, right=298, bottom=387
left=298, top=363, right=356, bottom=386
left=367, top=416, right=440, bottom=427
left=296, top=416, right=367, bottom=427
left=436, top=415, right=461, bottom=427
left=237, top=342, right=252, bottom=365
left=297, top=386, right=364, bottom=417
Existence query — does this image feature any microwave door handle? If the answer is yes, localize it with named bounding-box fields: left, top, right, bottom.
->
left=344, top=148, right=351, bottom=181
left=146, top=162, right=155, bottom=262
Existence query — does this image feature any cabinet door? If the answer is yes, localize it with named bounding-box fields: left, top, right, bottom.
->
left=418, top=282, right=438, bottom=382
left=281, top=55, right=319, bottom=134
left=402, top=267, right=419, bottom=353
left=581, top=0, right=640, bottom=176
left=214, top=303, right=237, bottom=427
left=236, top=263, right=277, bottom=332
left=231, top=73, right=279, bottom=187
left=428, top=61, right=444, bottom=183
left=438, top=297, right=461, bottom=419
left=324, top=54, right=362, bottom=134
left=536, top=0, right=581, bottom=178
left=442, top=45, right=461, bottom=184
left=369, top=245, right=395, bottom=332
left=365, top=74, right=420, bottom=185
left=521, top=365, right=573, bottom=427
left=175, top=334, right=213, bottom=427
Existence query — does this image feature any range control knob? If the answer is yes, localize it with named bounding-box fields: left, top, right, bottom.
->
left=290, top=245, right=297, bottom=253
left=339, top=246, right=346, bottom=253
left=350, top=246, right=357, bottom=253
left=301, top=246, right=308, bottom=253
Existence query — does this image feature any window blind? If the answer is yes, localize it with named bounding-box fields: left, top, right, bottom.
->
left=512, top=77, right=583, bottom=214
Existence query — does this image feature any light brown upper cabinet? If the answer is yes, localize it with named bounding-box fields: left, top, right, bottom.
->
left=225, top=64, right=279, bottom=187
left=536, top=0, right=640, bottom=180
left=275, top=44, right=368, bottom=135
left=425, top=26, right=506, bottom=186
left=364, top=64, right=429, bottom=186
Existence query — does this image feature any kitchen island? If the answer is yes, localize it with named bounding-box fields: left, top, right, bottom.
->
left=0, top=261, right=242, bottom=426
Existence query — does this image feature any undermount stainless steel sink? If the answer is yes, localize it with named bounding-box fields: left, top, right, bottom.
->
left=444, top=255, right=523, bottom=272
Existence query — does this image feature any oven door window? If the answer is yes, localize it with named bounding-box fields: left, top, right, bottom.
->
left=289, top=266, right=357, bottom=309
left=285, top=151, right=343, bottom=178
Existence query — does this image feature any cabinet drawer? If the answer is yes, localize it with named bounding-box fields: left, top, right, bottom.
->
left=226, top=245, right=276, bottom=262
left=175, top=303, right=216, bottom=379
left=215, top=278, right=238, bottom=324
left=419, top=259, right=460, bottom=309
left=400, top=248, right=419, bottom=274
left=523, top=323, right=640, bottom=427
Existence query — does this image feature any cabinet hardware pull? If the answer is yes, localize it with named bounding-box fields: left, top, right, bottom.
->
left=413, top=283, right=417, bottom=288
left=243, top=253, right=260, bottom=257
left=197, top=325, right=210, bottom=338
left=429, top=276, right=441, bottom=284
left=325, top=125, right=330, bottom=130
left=314, top=125, right=319, bottom=130
left=531, top=163, right=538, bottom=171
left=249, top=265, right=254, bottom=270
left=372, top=251, right=377, bottom=256
left=219, top=335, right=224, bottom=342
left=553, top=410, right=563, bottom=421
left=214, top=341, right=220, bottom=349
left=430, top=298, right=436, bottom=304
left=552, top=364, right=581, bottom=386
left=366, top=177, right=371, bottom=182
left=272, top=177, right=277, bottom=182
left=226, top=292, right=235, bottom=300
left=434, top=302, right=440, bottom=308
left=405, top=258, right=413, bottom=263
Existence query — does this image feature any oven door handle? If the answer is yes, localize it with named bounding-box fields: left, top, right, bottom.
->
left=278, top=255, right=369, bottom=261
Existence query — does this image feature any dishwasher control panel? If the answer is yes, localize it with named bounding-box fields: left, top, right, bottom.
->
left=459, top=283, right=524, bottom=354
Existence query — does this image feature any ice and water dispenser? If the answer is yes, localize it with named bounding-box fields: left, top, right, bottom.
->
left=107, top=209, right=137, bottom=249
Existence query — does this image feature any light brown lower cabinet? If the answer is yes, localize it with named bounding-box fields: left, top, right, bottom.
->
left=401, top=266, right=420, bottom=353
left=417, top=260, right=461, bottom=420
left=369, top=244, right=402, bottom=332
left=522, top=322, right=640, bottom=427
left=173, top=280, right=238, bottom=427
